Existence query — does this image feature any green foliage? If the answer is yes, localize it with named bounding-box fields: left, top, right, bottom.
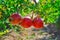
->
left=0, top=0, right=60, bottom=34
left=56, top=14, right=60, bottom=29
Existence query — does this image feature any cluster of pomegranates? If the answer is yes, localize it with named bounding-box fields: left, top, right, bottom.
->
left=9, top=13, right=44, bottom=29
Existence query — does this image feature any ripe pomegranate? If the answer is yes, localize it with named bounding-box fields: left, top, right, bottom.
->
left=9, top=13, right=21, bottom=25
left=32, top=15, right=44, bottom=29
left=20, top=18, right=32, bottom=28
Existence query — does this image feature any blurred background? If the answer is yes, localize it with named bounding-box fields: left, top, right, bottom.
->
left=0, top=0, right=60, bottom=40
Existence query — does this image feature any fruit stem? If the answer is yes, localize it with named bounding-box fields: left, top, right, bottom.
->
left=16, top=7, right=19, bottom=14
left=37, top=14, right=40, bottom=18
left=36, top=12, right=40, bottom=18
left=31, top=11, right=34, bottom=20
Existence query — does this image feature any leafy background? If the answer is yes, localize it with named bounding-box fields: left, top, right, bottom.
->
left=0, top=0, right=60, bottom=36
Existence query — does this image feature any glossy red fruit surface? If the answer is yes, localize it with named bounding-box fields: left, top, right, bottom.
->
left=21, top=18, right=32, bottom=28
left=9, top=13, right=21, bottom=25
left=33, top=17, right=43, bottom=29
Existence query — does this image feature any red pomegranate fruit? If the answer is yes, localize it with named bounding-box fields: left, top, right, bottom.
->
left=20, top=18, right=32, bottom=28
left=33, top=16, right=44, bottom=29
left=9, top=13, right=21, bottom=25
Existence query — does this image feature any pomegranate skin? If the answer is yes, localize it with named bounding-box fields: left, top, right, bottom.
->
left=33, top=17, right=43, bottom=29
left=21, top=18, right=32, bottom=28
left=9, top=13, right=21, bottom=25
